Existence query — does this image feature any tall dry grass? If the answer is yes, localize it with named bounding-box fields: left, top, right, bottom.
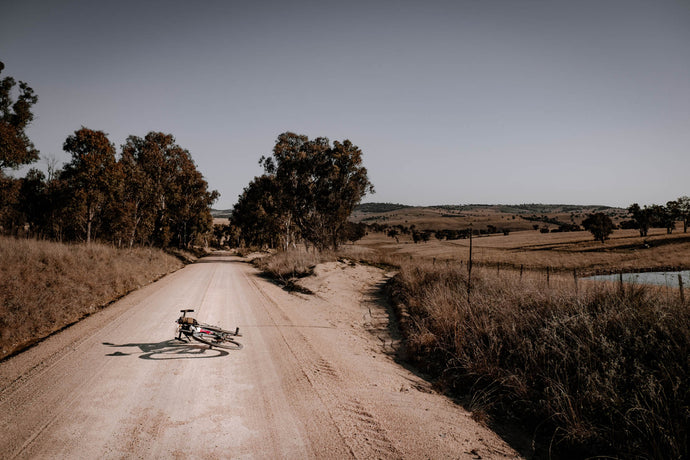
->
left=252, top=249, right=337, bottom=280
left=388, top=261, right=689, bottom=459
left=0, top=236, right=182, bottom=358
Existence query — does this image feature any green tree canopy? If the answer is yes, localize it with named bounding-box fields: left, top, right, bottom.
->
left=0, top=62, right=39, bottom=170
left=62, top=127, right=118, bottom=244
left=582, top=212, right=615, bottom=243
left=258, top=132, right=374, bottom=250
left=230, top=174, right=284, bottom=248
left=121, top=132, right=218, bottom=248
left=627, top=203, right=652, bottom=237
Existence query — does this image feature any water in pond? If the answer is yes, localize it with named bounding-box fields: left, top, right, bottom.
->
left=586, top=270, right=690, bottom=287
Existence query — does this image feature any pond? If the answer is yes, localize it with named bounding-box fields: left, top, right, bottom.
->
left=585, top=270, right=690, bottom=287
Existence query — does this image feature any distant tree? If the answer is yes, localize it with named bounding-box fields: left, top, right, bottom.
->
left=16, top=168, right=48, bottom=237
left=387, top=228, right=399, bottom=243
left=342, top=222, right=366, bottom=244
left=582, top=212, right=614, bottom=243
left=619, top=220, right=638, bottom=230
left=231, top=175, right=285, bottom=249
left=62, top=127, right=118, bottom=244
left=627, top=203, right=652, bottom=237
left=650, top=204, right=675, bottom=234
left=412, top=230, right=421, bottom=243
left=677, top=196, right=690, bottom=233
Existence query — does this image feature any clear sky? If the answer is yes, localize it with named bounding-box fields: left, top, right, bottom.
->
left=2, top=0, right=689, bottom=209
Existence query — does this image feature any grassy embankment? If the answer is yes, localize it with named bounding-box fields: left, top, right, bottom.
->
left=388, top=261, right=688, bottom=459
left=254, top=236, right=689, bottom=459
left=0, top=236, right=183, bottom=359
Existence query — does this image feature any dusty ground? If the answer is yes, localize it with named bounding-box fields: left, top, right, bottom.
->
left=0, top=253, right=519, bottom=459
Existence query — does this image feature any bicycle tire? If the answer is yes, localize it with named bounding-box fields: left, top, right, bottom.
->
left=197, top=323, right=242, bottom=337
left=192, top=331, right=243, bottom=350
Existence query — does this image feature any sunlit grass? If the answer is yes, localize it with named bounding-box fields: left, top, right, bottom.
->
left=0, top=236, right=182, bottom=358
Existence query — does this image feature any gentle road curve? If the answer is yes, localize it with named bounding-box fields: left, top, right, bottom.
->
left=0, top=253, right=519, bottom=459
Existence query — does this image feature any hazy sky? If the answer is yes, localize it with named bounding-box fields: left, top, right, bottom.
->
left=2, top=0, right=689, bottom=209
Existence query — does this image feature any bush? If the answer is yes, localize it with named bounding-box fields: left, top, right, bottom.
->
left=388, top=263, right=689, bottom=458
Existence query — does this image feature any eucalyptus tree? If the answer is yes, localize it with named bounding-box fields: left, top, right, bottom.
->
left=120, top=132, right=217, bottom=248
left=582, top=212, right=615, bottom=243
left=628, top=203, right=652, bottom=237
left=231, top=174, right=285, bottom=248
left=62, top=127, right=118, bottom=244
left=0, top=62, right=39, bottom=232
left=674, top=196, right=690, bottom=233
left=259, top=132, right=373, bottom=250
left=0, top=62, right=39, bottom=170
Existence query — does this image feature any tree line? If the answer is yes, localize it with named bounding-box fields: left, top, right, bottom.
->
left=582, top=199, right=690, bottom=243
left=228, top=132, right=373, bottom=251
left=0, top=63, right=217, bottom=248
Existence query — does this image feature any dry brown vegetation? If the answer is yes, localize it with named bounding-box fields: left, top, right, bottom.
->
left=351, top=204, right=627, bottom=232
left=0, top=236, right=183, bottom=358
left=387, top=261, right=689, bottom=459
left=254, top=220, right=690, bottom=458
left=357, top=227, right=690, bottom=275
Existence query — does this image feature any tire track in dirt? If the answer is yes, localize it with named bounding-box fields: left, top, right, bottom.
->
left=243, top=271, right=403, bottom=459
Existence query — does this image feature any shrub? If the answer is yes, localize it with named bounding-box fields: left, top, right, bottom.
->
left=388, top=263, right=689, bottom=458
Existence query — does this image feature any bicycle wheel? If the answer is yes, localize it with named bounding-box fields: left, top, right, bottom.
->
left=192, top=331, right=243, bottom=350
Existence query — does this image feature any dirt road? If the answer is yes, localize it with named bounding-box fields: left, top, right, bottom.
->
left=0, top=253, right=519, bottom=459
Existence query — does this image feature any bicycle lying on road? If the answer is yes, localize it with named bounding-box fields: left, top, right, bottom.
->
left=175, top=309, right=243, bottom=350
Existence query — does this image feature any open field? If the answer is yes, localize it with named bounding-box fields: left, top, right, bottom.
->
left=354, top=227, right=690, bottom=275
left=351, top=203, right=628, bottom=232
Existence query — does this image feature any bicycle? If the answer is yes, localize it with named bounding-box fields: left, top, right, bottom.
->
left=175, top=309, right=243, bottom=350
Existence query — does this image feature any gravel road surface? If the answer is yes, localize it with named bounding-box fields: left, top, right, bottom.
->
left=0, top=253, right=520, bottom=459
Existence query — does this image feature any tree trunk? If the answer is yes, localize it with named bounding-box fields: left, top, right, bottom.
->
left=86, top=204, right=94, bottom=245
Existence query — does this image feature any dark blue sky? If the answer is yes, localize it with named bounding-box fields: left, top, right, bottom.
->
left=2, top=0, right=689, bottom=208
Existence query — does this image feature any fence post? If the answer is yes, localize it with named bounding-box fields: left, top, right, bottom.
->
left=520, top=264, right=524, bottom=280
left=574, top=269, right=578, bottom=294
left=619, top=272, right=624, bottom=294
left=546, top=266, right=550, bottom=286
left=679, top=274, right=685, bottom=303
left=467, top=226, right=473, bottom=303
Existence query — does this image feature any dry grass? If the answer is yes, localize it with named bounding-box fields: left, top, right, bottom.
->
left=250, top=237, right=690, bottom=457
left=257, top=243, right=689, bottom=457
left=0, top=236, right=183, bottom=358
left=388, top=261, right=689, bottom=459
left=252, top=249, right=337, bottom=281
left=356, top=228, right=690, bottom=274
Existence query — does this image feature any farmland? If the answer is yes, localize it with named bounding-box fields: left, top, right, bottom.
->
left=351, top=203, right=689, bottom=275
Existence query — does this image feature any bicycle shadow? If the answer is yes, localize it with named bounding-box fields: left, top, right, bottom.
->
left=102, top=339, right=229, bottom=360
